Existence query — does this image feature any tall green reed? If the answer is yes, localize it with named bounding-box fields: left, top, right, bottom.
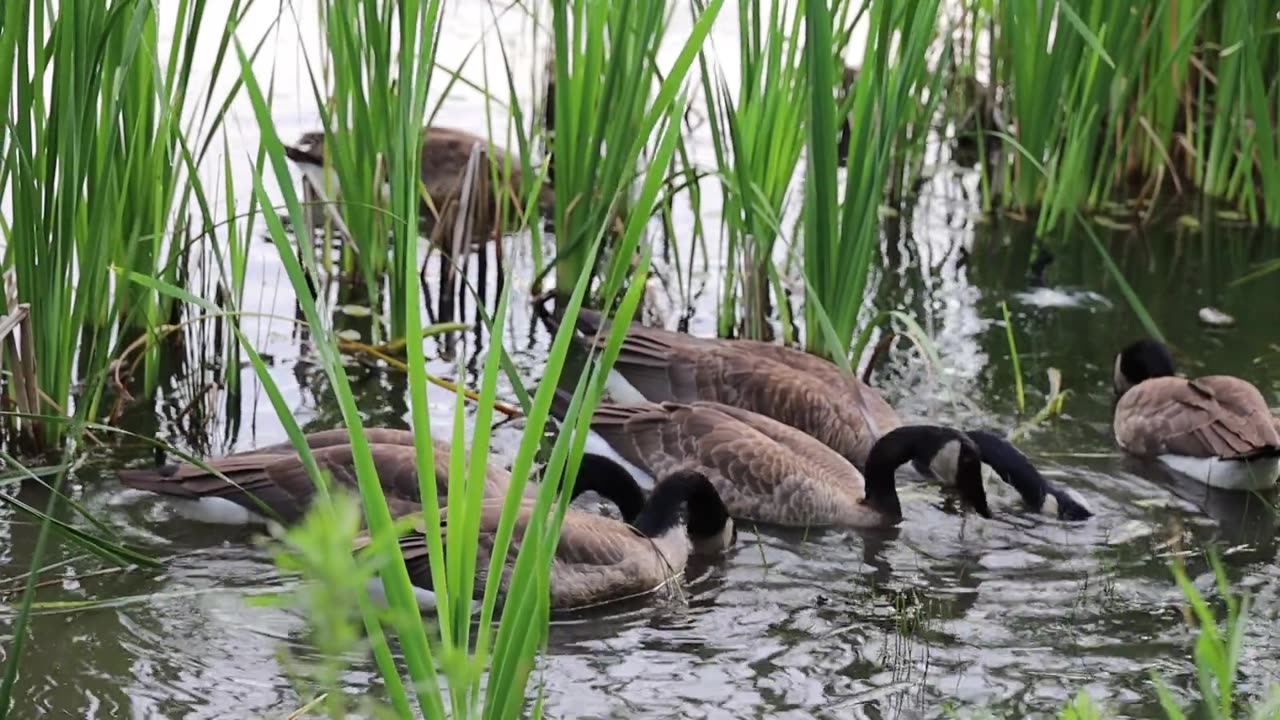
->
left=697, top=0, right=807, bottom=341
left=546, top=0, right=724, bottom=300
left=304, top=0, right=444, bottom=338
left=0, top=0, right=253, bottom=448
left=977, top=0, right=1280, bottom=231
left=802, top=0, right=942, bottom=359
left=209, top=3, right=705, bottom=716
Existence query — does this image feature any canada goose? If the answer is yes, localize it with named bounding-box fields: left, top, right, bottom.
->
left=117, top=431, right=511, bottom=526
left=284, top=126, right=554, bottom=245
left=1112, top=339, right=1280, bottom=490
left=555, top=397, right=990, bottom=527
left=963, top=431, right=1093, bottom=520
left=363, top=469, right=735, bottom=610
left=563, top=309, right=903, bottom=471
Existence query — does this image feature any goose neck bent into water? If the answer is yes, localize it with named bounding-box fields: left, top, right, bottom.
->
left=965, top=430, right=1093, bottom=520
left=861, top=426, right=991, bottom=521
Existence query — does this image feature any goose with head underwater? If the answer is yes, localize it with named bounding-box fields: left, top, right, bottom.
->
left=956, top=430, right=1093, bottom=520
left=553, top=395, right=992, bottom=528
left=116, top=428, right=513, bottom=526
left=1111, top=339, right=1280, bottom=490
left=362, top=468, right=736, bottom=611
left=554, top=309, right=904, bottom=472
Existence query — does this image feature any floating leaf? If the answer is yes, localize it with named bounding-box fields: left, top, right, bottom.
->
left=340, top=304, right=374, bottom=318
left=1198, top=307, right=1236, bottom=327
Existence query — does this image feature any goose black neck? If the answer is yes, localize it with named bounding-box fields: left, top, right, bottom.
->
left=965, top=430, right=1047, bottom=508
left=864, top=425, right=990, bottom=519
left=569, top=453, right=647, bottom=522
left=863, top=427, right=948, bottom=519
left=633, top=470, right=729, bottom=540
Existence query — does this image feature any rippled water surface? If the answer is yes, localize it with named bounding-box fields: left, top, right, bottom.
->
left=3, top=1, right=1280, bottom=718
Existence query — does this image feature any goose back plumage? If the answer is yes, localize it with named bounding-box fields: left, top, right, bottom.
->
left=570, top=309, right=901, bottom=469
left=1112, top=340, right=1280, bottom=490
left=581, top=400, right=891, bottom=527
left=118, top=433, right=510, bottom=525
left=1114, top=376, right=1280, bottom=460
left=372, top=469, right=734, bottom=610
left=384, top=502, right=692, bottom=610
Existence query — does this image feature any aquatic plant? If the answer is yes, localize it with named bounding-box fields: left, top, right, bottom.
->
left=0, top=0, right=253, bottom=448
left=191, top=2, right=688, bottom=713
left=802, top=0, right=943, bottom=360
left=1058, top=552, right=1280, bottom=719
left=696, top=0, right=808, bottom=341
left=973, top=0, right=1280, bottom=231
left=545, top=0, right=722, bottom=301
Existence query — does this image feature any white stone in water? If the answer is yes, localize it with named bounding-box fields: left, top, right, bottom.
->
left=1198, top=306, right=1235, bottom=327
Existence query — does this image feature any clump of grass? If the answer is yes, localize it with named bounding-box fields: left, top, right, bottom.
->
left=0, top=0, right=252, bottom=449
left=802, top=0, right=943, bottom=359
left=546, top=0, right=724, bottom=301
left=976, top=0, right=1280, bottom=231
left=189, top=1, right=697, bottom=712
left=301, top=0, right=444, bottom=338
left=697, top=0, right=808, bottom=340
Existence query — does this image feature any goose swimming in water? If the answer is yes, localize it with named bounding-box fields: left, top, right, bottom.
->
left=553, top=396, right=991, bottom=528
left=558, top=309, right=903, bottom=472
left=1112, top=339, right=1280, bottom=491
left=116, top=429, right=512, bottom=526
left=366, top=468, right=736, bottom=610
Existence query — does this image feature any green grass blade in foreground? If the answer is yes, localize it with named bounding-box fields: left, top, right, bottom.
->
left=232, top=37, right=443, bottom=715
left=1001, top=301, right=1026, bottom=414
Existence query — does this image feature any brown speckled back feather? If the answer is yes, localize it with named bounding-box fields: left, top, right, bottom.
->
left=118, top=433, right=510, bottom=524
left=575, top=310, right=900, bottom=468
left=1114, top=376, right=1280, bottom=459
left=382, top=503, right=689, bottom=609
left=587, top=401, right=872, bottom=527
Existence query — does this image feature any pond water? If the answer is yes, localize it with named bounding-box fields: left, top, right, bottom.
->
left=4, top=2, right=1280, bottom=719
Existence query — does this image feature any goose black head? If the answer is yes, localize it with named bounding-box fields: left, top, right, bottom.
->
left=1115, top=339, right=1176, bottom=396
left=965, top=430, right=1093, bottom=521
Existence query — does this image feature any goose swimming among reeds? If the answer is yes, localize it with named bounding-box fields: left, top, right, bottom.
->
left=559, top=309, right=904, bottom=472
left=284, top=126, right=554, bottom=246
left=1111, top=339, right=1280, bottom=490
left=554, top=397, right=991, bottom=528
left=363, top=468, right=735, bottom=610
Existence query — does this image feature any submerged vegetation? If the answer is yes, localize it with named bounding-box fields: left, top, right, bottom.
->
left=0, top=0, right=1278, bottom=717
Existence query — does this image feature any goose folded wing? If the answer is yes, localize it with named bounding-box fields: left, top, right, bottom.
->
left=1120, top=377, right=1280, bottom=459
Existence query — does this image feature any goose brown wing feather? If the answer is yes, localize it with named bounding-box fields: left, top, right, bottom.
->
left=710, top=352, right=880, bottom=467
left=385, top=504, right=662, bottom=607
left=251, top=428, right=419, bottom=454
left=588, top=401, right=864, bottom=524
left=1115, top=376, right=1280, bottom=459
left=575, top=312, right=893, bottom=466
left=119, top=440, right=506, bottom=523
